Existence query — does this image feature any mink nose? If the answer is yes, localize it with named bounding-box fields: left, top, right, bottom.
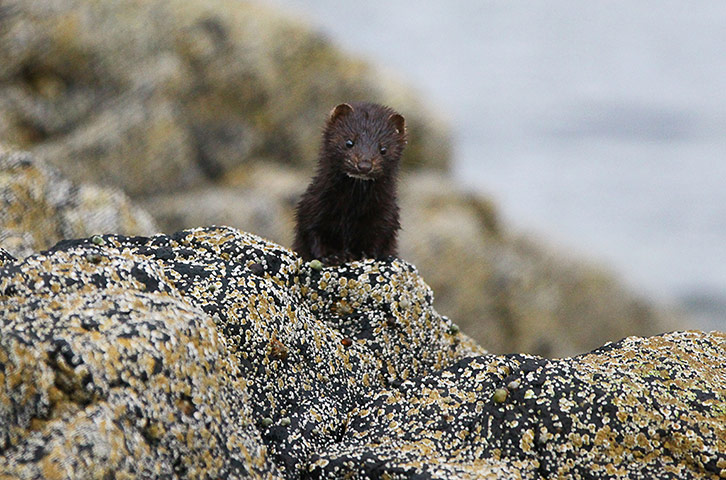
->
left=357, top=160, right=372, bottom=173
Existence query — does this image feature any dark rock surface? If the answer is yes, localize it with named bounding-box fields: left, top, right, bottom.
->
left=1, top=227, right=723, bottom=479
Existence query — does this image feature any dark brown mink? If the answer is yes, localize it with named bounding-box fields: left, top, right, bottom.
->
left=293, top=102, right=407, bottom=263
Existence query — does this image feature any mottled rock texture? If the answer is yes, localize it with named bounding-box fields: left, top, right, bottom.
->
left=0, top=226, right=480, bottom=478
left=0, top=0, right=450, bottom=197
left=311, top=331, right=726, bottom=479
left=1, top=227, right=723, bottom=479
left=0, top=147, right=157, bottom=259
left=146, top=166, right=679, bottom=357
left=0, top=0, right=681, bottom=356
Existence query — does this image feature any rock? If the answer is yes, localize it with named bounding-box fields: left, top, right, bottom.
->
left=0, top=147, right=158, bottom=259
left=0, top=227, right=722, bottom=478
left=142, top=163, right=302, bottom=248
left=0, top=247, right=15, bottom=266
left=0, top=226, right=481, bottom=477
left=0, top=0, right=682, bottom=357
left=310, top=330, right=726, bottom=479
left=145, top=166, right=680, bottom=357
left=0, top=228, right=277, bottom=478
left=0, top=0, right=451, bottom=197
left=399, top=172, right=680, bottom=356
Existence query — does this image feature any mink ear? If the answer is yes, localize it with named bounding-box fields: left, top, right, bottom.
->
left=329, top=103, right=354, bottom=123
left=388, top=113, right=406, bottom=135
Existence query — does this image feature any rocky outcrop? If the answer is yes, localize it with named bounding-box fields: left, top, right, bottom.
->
left=0, top=147, right=157, bottom=259
left=0, top=0, right=682, bottom=357
left=0, top=226, right=480, bottom=478
left=145, top=165, right=679, bottom=357
left=0, top=0, right=450, bottom=197
left=311, top=330, right=726, bottom=479
left=0, top=227, right=723, bottom=479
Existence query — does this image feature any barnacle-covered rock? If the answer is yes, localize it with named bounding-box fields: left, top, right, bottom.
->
left=0, top=247, right=15, bottom=266
left=0, top=148, right=157, bottom=259
left=0, top=232, right=276, bottom=478
left=0, top=226, right=722, bottom=479
left=0, top=226, right=481, bottom=478
left=310, top=331, right=726, bottom=479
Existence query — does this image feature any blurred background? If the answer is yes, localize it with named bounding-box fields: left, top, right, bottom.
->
left=263, top=0, right=726, bottom=330
left=1, top=0, right=723, bottom=356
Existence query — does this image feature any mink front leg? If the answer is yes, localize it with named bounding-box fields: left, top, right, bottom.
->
left=374, top=232, right=398, bottom=259
left=307, top=232, right=328, bottom=261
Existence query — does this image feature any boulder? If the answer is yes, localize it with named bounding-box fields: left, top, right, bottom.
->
left=398, top=172, right=678, bottom=356
left=0, top=227, right=722, bottom=479
left=0, top=147, right=157, bottom=259
left=311, top=330, right=726, bottom=479
left=144, top=166, right=679, bottom=357
left=141, top=163, right=301, bottom=249
left=0, top=0, right=450, bottom=197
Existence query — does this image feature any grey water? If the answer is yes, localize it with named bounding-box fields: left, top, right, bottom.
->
left=261, top=0, right=726, bottom=330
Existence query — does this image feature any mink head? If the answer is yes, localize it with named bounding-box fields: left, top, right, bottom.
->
left=322, top=102, right=407, bottom=181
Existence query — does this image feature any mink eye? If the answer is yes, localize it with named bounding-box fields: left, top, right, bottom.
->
left=379, top=146, right=387, bottom=155
left=345, top=139, right=355, bottom=148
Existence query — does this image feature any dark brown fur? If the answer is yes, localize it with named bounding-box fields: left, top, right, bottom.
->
left=293, top=102, right=407, bottom=263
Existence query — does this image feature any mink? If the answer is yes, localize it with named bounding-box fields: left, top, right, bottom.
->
left=293, top=102, right=407, bottom=264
